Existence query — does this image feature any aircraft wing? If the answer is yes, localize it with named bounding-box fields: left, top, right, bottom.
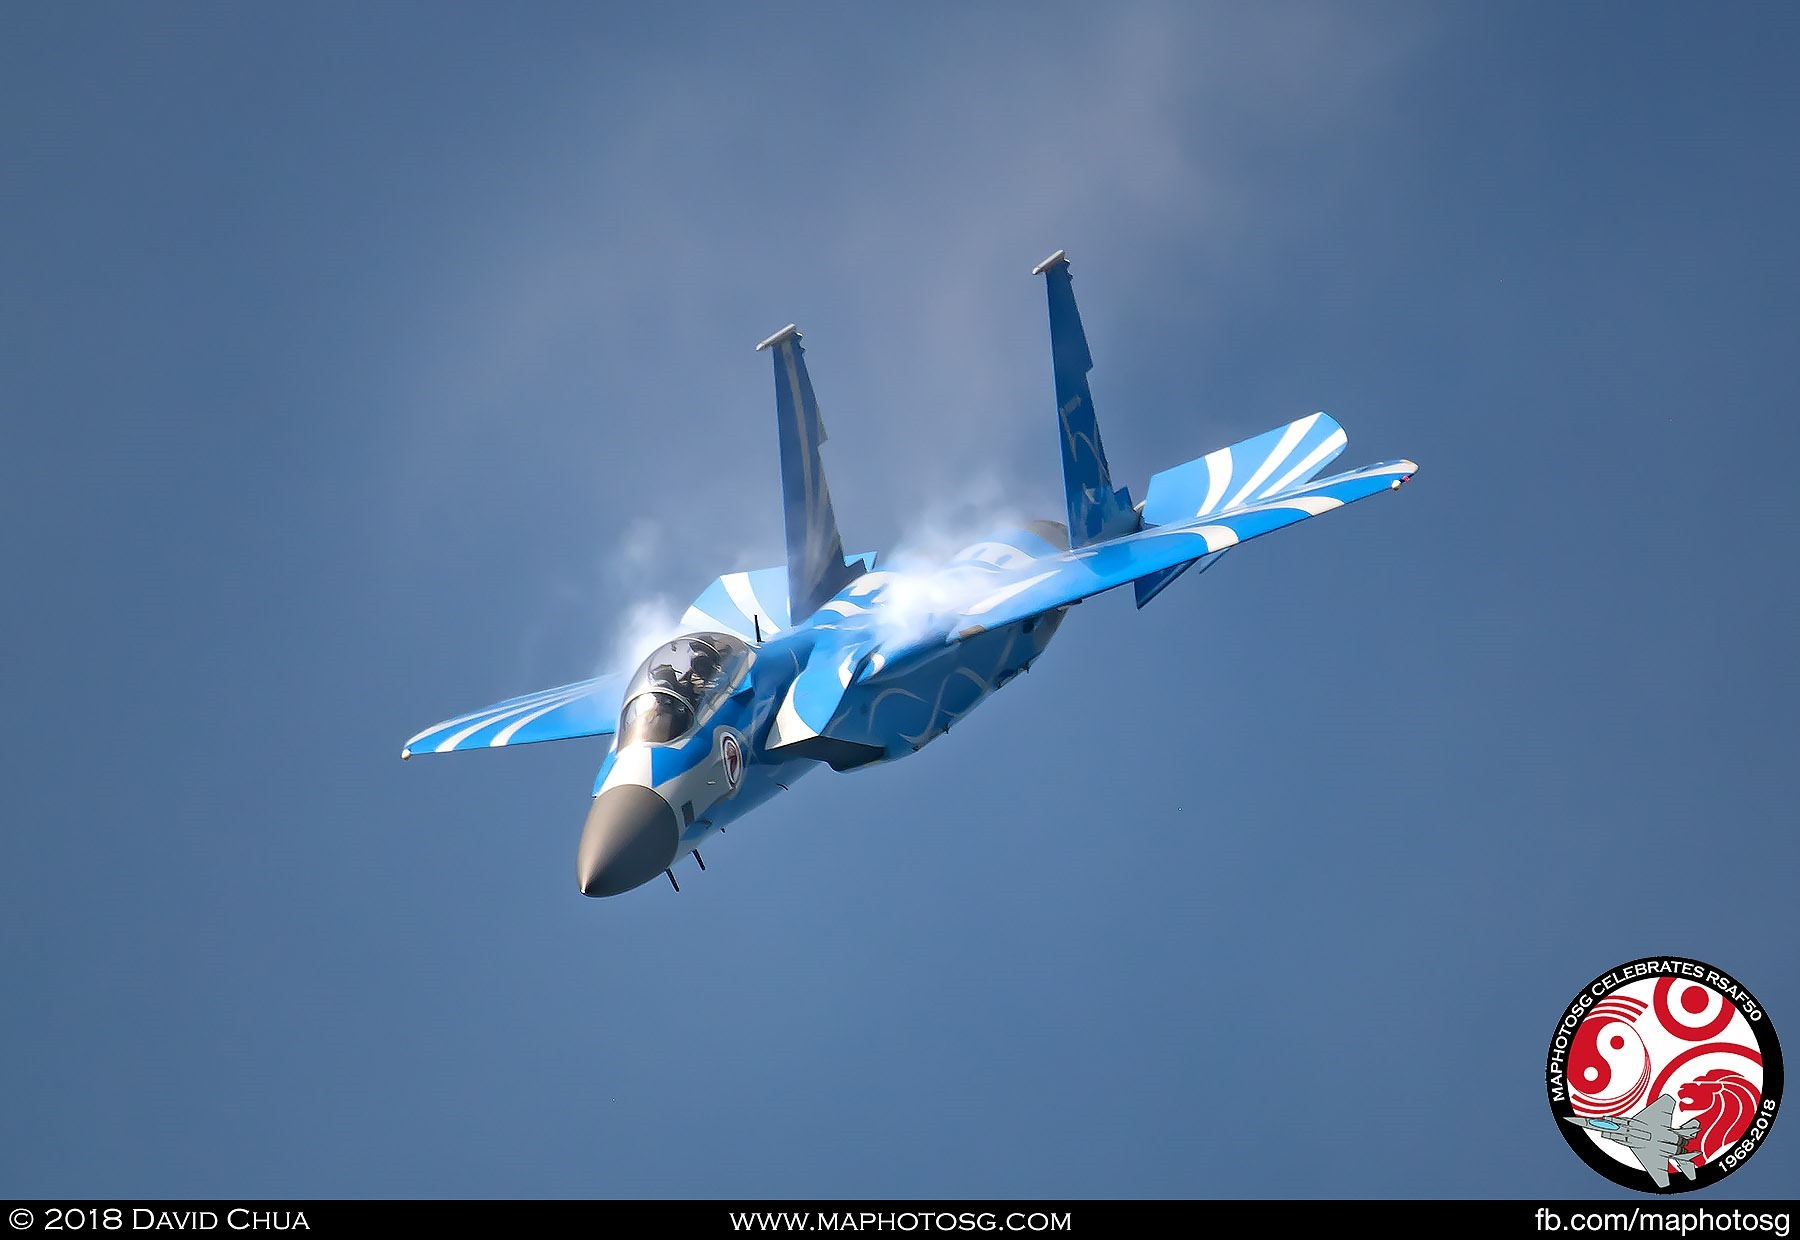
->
left=1629, top=1096, right=1680, bottom=1188
left=944, top=457, right=1415, bottom=642
left=1632, top=1148, right=1672, bottom=1190
left=402, top=672, right=627, bottom=758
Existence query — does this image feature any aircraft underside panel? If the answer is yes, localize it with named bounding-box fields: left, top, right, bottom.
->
left=823, top=612, right=1066, bottom=760
left=1131, top=549, right=1227, bottom=609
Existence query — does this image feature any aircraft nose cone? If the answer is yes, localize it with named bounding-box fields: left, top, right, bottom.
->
left=578, top=785, right=680, bottom=897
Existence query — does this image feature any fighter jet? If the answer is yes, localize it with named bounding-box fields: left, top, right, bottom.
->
left=403, top=252, right=1418, bottom=897
left=1565, top=1095, right=1703, bottom=1188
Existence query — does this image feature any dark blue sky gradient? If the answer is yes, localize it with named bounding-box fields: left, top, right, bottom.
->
left=3, top=3, right=1796, bottom=1199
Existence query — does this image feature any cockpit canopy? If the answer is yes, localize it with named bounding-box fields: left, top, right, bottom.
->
left=616, top=632, right=752, bottom=748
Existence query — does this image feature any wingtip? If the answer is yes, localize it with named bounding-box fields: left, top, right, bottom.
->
left=1031, top=249, right=1068, bottom=276
left=401, top=747, right=412, bottom=761
left=756, top=324, right=800, bottom=352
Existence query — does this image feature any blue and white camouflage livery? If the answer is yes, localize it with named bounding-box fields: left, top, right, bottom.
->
left=403, top=252, right=1418, bottom=897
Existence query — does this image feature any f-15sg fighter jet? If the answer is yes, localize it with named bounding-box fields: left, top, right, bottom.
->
left=404, top=252, right=1418, bottom=897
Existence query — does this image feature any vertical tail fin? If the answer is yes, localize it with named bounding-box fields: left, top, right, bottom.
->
left=1034, top=251, right=1139, bottom=548
left=757, top=325, right=865, bottom=622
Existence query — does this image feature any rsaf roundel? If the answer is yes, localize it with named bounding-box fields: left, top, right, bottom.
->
left=720, top=732, right=743, bottom=791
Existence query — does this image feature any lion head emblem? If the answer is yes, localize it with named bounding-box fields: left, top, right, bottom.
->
left=1678, top=1069, right=1760, bottom=1163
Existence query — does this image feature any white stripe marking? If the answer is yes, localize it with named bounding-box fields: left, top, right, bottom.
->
left=1223, top=414, right=1317, bottom=512
left=491, top=694, right=600, bottom=747
left=1199, top=447, right=1233, bottom=515
left=1188, top=524, right=1242, bottom=553
left=721, top=572, right=767, bottom=632
left=965, top=569, right=1059, bottom=617
left=434, top=683, right=596, bottom=752
left=1264, top=425, right=1346, bottom=497
left=404, top=681, right=593, bottom=748
left=772, top=683, right=817, bottom=745
left=607, top=746, right=652, bottom=786
left=1267, top=495, right=1343, bottom=516
left=680, top=605, right=748, bottom=639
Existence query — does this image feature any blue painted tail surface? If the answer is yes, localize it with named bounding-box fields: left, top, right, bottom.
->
left=1140, top=412, right=1348, bottom=528
left=758, top=326, right=866, bottom=625
left=1130, top=412, right=1349, bottom=608
left=1035, top=252, right=1139, bottom=548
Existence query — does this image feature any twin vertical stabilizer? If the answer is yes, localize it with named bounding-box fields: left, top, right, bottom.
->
left=1034, top=252, right=1139, bottom=548
left=757, top=326, right=865, bottom=623
left=756, top=252, right=1152, bottom=623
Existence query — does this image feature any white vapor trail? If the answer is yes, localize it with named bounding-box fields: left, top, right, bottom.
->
left=862, top=470, right=1042, bottom=653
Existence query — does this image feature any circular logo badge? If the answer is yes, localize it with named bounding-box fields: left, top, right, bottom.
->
left=1546, top=957, right=1782, bottom=1193
left=719, top=731, right=743, bottom=793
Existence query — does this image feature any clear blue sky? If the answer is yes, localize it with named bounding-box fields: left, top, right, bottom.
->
left=3, top=1, right=1795, bottom=1199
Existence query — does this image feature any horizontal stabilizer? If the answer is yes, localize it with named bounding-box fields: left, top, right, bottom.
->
left=1142, top=413, right=1347, bottom=528
left=1132, top=549, right=1227, bottom=608
left=403, top=672, right=627, bottom=758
